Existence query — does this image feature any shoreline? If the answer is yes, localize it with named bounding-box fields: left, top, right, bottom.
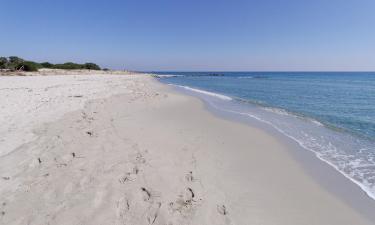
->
left=164, top=82, right=375, bottom=202
left=1, top=74, right=374, bottom=224
left=172, top=84, right=375, bottom=222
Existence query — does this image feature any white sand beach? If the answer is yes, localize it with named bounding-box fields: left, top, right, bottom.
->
left=0, top=72, right=374, bottom=225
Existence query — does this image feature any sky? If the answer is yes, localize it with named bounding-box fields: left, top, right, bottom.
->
left=1, top=0, right=375, bottom=71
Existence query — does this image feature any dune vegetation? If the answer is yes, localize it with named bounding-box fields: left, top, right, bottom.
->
left=0, top=56, right=101, bottom=72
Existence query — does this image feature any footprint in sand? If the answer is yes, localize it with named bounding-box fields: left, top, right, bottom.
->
left=185, top=171, right=194, bottom=182
left=146, top=202, right=161, bottom=225
left=118, top=173, right=135, bottom=184
left=135, top=152, right=146, bottom=164
left=116, top=196, right=130, bottom=221
left=140, top=188, right=163, bottom=224
left=217, top=204, right=227, bottom=215
left=1, top=202, right=6, bottom=218
left=118, top=166, right=139, bottom=184
left=129, top=144, right=147, bottom=165
left=117, top=188, right=163, bottom=224
left=118, top=175, right=130, bottom=184
left=141, top=187, right=152, bottom=201
left=217, top=204, right=233, bottom=225
left=169, top=187, right=199, bottom=215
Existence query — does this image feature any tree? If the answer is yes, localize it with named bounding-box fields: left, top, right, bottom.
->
left=8, top=56, right=24, bottom=64
left=0, top=57, right=8, bottom=69
left=8, top=56, right=24, bottom=71
left=84, top=63, right=101, bottom=70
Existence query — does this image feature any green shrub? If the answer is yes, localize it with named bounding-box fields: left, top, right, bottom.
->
left=0, top=56, right=103, bottom=71
left=53, top=62, right=85, bottom=70
left=24, top=61, right=42, bottom=71
left=18, top=61, right=41, bottom=72
left=8, top=56, right=24, bottom=64
left=0, top=57, right=8, bottom=69
left=84, top=63, right=101, bottom=70
left=40, top=62, right=54, bottom=68
left=8, top=56, right=24, bottom=71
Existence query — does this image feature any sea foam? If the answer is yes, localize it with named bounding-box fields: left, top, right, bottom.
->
left=169, top=84, right=233, bottom=101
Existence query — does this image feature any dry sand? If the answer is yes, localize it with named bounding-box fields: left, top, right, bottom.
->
left=0, top=73, right=373, bottom=224
left=0, top=68, right=139, bottom=76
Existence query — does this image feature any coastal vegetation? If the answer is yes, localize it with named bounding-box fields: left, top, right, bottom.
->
left=0, top=56, right=101, bottom=72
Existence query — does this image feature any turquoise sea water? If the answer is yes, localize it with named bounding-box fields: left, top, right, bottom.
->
left=156, top=72, right=375, bottom=200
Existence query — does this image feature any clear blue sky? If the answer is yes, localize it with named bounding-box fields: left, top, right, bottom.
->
left=1, top=0, right=375, bottom=71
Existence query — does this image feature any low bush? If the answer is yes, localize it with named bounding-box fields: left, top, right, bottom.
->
left=53, top=62, right=85, bottom=70
left=7, top=56, right=24, bottom=71
left=0, top=57, right=8, bottom=69
left=0, top=56, right=103, bottom=72
left=40, top=62, right=54, bottom=68
left=21, top=61, right=42, bottom=71
left=84, top=63, right=101, bottom=70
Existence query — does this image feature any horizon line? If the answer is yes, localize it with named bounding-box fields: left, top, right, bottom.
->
left=142, top=70, right=375, bottom=73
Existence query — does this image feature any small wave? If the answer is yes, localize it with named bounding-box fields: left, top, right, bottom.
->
left=209, top=102, right=375, bottom=200
left=253, top=76, right=269, bottom=79
left=263, top=107, right=290, bottom=116
left=206, top=73, right=225, bottom=77
left=153, top=74, right=185, bottom=78
left=169, top=84, right=233, bottom=101
left=202, top=99, right=375, bottom=201
left=237, top=76, right=253, bottom=79
left=309, top=118, right=324, bottom=126
left=264, top=107, right=324, bottom=126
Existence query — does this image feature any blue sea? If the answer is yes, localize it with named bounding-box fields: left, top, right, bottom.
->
left=155, top=72, right=375, bottom=200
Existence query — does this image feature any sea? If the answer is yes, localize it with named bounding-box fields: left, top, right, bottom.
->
left=155, top=71, right=375, bottom=200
